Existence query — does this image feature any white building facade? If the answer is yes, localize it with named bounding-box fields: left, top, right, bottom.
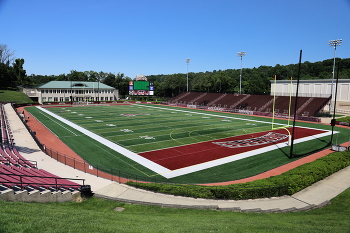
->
left=270, top=79, right=350, bottom=101
left=23, top=81, right=118, bottom=104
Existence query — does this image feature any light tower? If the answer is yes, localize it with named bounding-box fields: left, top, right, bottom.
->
left=185, top=59, right=190, bottom=92
left=237, top=52, right=246, bottom=94
left=328, top=39, right=342, bottom=113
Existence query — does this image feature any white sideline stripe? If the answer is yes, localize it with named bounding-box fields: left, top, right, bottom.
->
left=163, top=131, right=336, bottom=178
left=37, top=105, right=336, bottom=179
left=134, top=104, right=286, bottom=126
left=38, top=111, right=78, bottom=136
left=134, top=105, right=336, bottom=178
left=36, top=107, right=171, bottom=176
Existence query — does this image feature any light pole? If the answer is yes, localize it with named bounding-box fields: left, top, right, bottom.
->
left=185, top=59, right=190, bottom=92
left=97, top=77, right=100, bottom=104
left=328, top=39, right=342, bottom=113
left=237, top=52, right=246, bottom=94
left=70, top=78, right=73, bottom=105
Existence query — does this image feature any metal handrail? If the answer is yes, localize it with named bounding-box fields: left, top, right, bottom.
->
left=0, top=171, right=85, bottom=190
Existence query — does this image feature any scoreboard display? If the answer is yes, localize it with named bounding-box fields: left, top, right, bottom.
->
left=129, top=81, right=154, bottom=95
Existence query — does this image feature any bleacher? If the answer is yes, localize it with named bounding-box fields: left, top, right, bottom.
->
left=300, top=97, right=331, bottom=116
left=193, top=93, right=224, bottom=106
left=168, top=92, right=190, bottom=103
left=171, top=92, right=206, bottom=104
left=211, top=94, right=247, bottom=108
left=260, top=96, right=311, bottom=114
left=167, top=92, right=329, bottom=117
left=235, top=95, right=274, bottom=111
left=0, top=104, right=84, bottom=202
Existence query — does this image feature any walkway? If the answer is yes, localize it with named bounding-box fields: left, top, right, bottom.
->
left=8, top=104, right=350, bottom=213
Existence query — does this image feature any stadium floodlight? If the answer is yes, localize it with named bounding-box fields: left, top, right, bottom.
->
left=185, top=59, right=190, bottom=92
left=328, top=39, right=342, bottom=112
left=237, top=52, right=246, bottom=94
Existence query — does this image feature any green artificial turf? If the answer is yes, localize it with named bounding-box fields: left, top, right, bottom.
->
left=25, top=104, right=350, bottom=184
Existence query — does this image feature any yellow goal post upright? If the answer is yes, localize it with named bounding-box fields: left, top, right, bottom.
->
left=271, top=75, right=293, bottom=146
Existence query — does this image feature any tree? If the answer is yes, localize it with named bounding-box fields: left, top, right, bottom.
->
left=28, top=74, right=56, bottom=87
left=162, top=73, right=186, bottom=97
left=13, top=58, right=29, bottom=86
left=86, top=71, right=98, bottom=82
left=101, top=72, right=131, bottom=96
left=0, top=44, right=15, bottom=65
left=66, top=70, right=88, bottom=81
left=244, top=75, right=268, bottom=95
left=211, top=70, right=237, bottom=93
left=97, top=71, right=108, bottom=82
left=102, top=73, right=116, bottom=87
left=0, top=62, right=14, bottom=88
left=191, top=72, right=210, bottom=92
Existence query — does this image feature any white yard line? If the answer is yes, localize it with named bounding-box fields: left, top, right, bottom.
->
left=37, top=105, right=336, bottom=179
left=162, top=131, right=334, bottom=178
left=36, top=107, right=171, bottom=176
left=134, top=104, right=286, bottom=126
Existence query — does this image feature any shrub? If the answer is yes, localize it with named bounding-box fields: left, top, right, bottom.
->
left=336, top=116, right=350, bottom=123
left=127, top=151, right=350, bottom=200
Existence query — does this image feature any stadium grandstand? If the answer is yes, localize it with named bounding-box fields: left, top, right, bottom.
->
left=0, top=104, right=85, bottom=202
left=167, top=92, right=330, bottom=118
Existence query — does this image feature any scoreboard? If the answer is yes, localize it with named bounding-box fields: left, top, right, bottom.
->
left=129, top=81, right=154, bottom=95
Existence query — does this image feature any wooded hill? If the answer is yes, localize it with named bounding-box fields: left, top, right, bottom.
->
left=3, top=57, right=350, bottom=98
left=146, top=58, right=350, bottom=97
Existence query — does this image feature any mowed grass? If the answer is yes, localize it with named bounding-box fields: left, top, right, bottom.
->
left=1, top=187, right=350, bottom=232
left=0, top=90, right=32, bottom=103
left=25, top=104, right=350, bottom=184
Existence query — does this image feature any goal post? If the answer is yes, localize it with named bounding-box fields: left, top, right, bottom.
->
left=271, top=75, right=293, bottom=146
left=271, top=75, right=293, bottom=130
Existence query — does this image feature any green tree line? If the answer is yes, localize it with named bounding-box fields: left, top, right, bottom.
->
left=2, top=44, right=350, bottom=97
left=147, top=58, right=350, bottom=97
left=0, top=43, right=30, bottom=89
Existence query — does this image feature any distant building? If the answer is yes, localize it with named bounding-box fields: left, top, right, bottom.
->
left=23, top=81, right=118, bottom=104
left=270, top=79, right=350, bottom=101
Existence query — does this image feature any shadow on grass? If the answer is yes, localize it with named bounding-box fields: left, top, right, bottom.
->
left=291, top=141, right=331, bottom=159
left=272, top=137, right=331, bottom=159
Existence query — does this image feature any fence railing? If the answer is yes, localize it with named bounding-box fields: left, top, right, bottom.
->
left=12, top=104, right=291, bottom=200
left=0, top=172, right=85, bottom=190
left=40, top=144, right=182, bottom=184
left=28, top=125, right=292, bottom=200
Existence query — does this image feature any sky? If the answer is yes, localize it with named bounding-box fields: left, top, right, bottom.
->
left=0, top=0, right=349, bottom=78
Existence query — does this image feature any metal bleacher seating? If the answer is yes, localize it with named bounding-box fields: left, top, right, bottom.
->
left=0, top=104, right=83, bottom=201
left=168, top=92, right=329, bottom=117
left=194, top=93, right=225, bottom=106
left=172, top=92, right=206, bottom=104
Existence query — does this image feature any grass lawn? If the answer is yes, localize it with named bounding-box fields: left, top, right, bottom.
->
left=25, top=104, right=350, bottom=184
left=336, top=116, right=350, bottom=123
left=0, top=90, right=32, bottom=103
left=1, top=187, right=350, bottom=232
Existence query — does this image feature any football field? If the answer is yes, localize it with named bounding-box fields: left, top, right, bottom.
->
left=26, top=104, right=342, bottom=184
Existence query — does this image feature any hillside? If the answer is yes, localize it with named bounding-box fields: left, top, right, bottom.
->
left=0, top=90, right=33, bottom=103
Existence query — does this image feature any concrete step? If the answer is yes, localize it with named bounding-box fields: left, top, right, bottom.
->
left=0, top=187, right=80, bottom=202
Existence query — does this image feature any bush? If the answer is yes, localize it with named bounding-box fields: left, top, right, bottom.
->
left=127, top=151, right=350, bottom=200
left=336, top=116, right=350, bottom=123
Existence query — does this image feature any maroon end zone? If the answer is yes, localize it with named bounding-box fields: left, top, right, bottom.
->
left=139, top=127, right=328, bottom=170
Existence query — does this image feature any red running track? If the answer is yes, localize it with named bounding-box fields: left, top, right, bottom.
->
left=139, top=127, right=328, bottom=170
